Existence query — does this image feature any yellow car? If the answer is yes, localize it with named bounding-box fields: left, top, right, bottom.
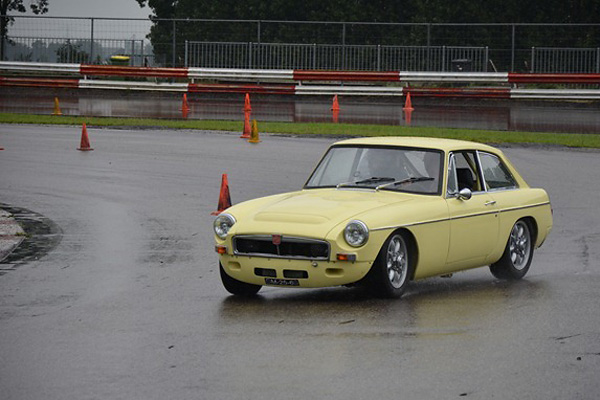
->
left=214, top=137, right=552, bottom=298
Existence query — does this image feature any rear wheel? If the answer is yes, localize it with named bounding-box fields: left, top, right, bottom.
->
left=490, top=220, right=534, bottom=280
left=220, top=263, right=262, bottom=296
left=365, top=232, right=412, bottom=298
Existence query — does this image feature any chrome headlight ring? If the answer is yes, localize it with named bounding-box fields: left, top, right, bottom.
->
left=344, top=220, right=369, bottom=247
left=214, top=213, right=236, bottom=240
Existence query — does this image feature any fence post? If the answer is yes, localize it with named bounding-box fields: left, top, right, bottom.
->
left=90, top=18, right=94, bottom=64
left=248, top=42, right=252, bottom=69
left=172, top=20, right=177, bottom=67
left=442, top=46, right=446, bottom=72
left=131, top=40, right=135, bottom=65
left=484, top=46, right=489, bottom=72
left=184, top=40, right=188, bottom=67
left=313, top=43, right=317, bottom=69
left=426, top=23, right=431, bottom=71
left=597, top=48, right=599, bottom=73
left=377, top=45, right=381, bottom=71
left=531, top=47, right=535, bottom=73
left=511, top=24, right=515, bottom=72
left=342, top=23, right=347, bottom=70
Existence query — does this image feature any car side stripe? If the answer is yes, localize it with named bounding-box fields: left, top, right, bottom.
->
left=371, top=201, right=550, bottom=231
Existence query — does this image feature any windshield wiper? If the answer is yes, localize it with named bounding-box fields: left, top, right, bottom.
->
left=337, top=177, right=395, bottom=189
left=376, top=176, right=434, bottom=191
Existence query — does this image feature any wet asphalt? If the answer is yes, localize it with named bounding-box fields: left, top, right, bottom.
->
left=0, top=124, right=599, bottom=399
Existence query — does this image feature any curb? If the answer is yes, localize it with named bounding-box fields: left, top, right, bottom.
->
left=0, top=208, right=25, bottom=264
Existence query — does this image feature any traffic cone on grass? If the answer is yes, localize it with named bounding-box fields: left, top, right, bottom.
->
left=331, top=95, right=340, bottom=112
left=77, top=123, right=94, bottom=151
left=248, top=119, right=261, bottom=143
left=403, top=92, right=414, bottom=112
left=331, top=95, right=341, bottom=123
left=211, top=174, right=232, bottom=215
left=404, top=109, right=413, bottom=126
left=240, top=93, right=252, bottom=139
left=181, top=93, right=190, bottom=111
left=52, top=97, right=62, bottom=116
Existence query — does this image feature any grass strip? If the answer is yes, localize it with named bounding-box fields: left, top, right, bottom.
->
left=1, top=112, right=599, bottom=148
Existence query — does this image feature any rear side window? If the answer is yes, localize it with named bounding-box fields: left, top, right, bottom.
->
left=479, top=152, right=517, bottom=190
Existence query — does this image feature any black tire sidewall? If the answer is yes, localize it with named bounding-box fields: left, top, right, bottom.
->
left=368, top=232, right=412, bottom=298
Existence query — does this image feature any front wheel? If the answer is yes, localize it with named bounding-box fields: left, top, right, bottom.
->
left=490, top=220, right=534, bottom=280
left=364, top=232, right=412, bottom=298
left=220, top=263, right=262, bottom=296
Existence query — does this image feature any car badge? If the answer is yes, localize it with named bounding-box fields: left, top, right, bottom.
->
left=272, top=234, right=282, bottom=245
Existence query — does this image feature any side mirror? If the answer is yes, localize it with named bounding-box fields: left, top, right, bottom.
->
left=458, top=188, right=472, bottom=201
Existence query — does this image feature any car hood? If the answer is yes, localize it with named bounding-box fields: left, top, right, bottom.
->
left=228, top=188, right=420, bottom=238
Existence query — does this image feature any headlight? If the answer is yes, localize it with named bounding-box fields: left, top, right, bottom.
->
left=214, top=213, right=236, bottom=240
left=344, top=220, right=369, bottom=247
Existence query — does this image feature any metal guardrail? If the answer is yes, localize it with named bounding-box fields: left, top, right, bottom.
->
left=184, top=41, right=489, bottom=72
left=3, top=74, right=600, bottom=100
left=3, top=62, right=600, bottom=85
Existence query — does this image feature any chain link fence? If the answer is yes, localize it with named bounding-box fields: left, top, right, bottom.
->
left=1, top=16, right=599, bottom=72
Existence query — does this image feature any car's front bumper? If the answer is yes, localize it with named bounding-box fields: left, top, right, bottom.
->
left=219, top=253, right=374, bottom=288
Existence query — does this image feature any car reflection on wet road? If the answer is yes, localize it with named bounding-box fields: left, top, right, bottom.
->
left=0, top=125, right=599, bottom=399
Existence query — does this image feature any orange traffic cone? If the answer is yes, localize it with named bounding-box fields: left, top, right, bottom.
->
left=181, top=93, right=190, bottom=111
left=403, top=92, right=414, bottom=111
left=404, top=109, right=413, bottom=126
left=240, top=93, right=252, bottom=138
left=77, top=123, right=94, bottom=151
left=52, top=97, right=62, bottom=116
left=331, top=95, right=340, bottom=111
left=332, top=110, right=339, bottom=123
left=248, top=119, right=261, bottom=143
left=211, top=174, right=232, bottom=215
left=243, top=93, right=252, bottom=112
left=241, top=111, right=251, bottom=139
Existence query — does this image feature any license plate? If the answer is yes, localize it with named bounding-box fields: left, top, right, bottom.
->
left=265, top=278, right=300, bottom=286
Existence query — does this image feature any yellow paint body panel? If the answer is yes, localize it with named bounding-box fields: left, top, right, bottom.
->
left=215, top=137, right=553, bottom=289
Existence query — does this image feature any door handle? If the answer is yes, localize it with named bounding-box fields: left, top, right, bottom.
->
left=484, top=200, right=497, bottom=206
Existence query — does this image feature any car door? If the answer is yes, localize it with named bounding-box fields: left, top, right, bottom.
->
left=445, top=151, right=499, bottom=269
left=477, top=151, right=522, bottom=260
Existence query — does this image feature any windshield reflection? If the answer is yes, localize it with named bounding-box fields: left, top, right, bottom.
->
left=305, top=146, right=443, bottom=195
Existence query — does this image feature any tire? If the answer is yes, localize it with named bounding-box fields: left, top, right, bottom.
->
left=365, top=232, right=412, bottom=298
left=490, top=219, right=534, bottom=280
left=220, top=263, right=262, bottom=296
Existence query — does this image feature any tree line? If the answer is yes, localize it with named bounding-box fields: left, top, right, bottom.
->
left=135, top=0, right=600, bottom=67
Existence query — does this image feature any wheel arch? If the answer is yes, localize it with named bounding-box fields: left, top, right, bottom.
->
left=519, top=216, right=538, bottom=245
left=390, top=227, right=419, bottom=281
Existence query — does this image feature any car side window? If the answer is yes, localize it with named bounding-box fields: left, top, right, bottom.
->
left=479, top=152, right=517, bottom=190
left=450, top=151, right=483, bottom=192
left=447, top=154, right=458, bottom=196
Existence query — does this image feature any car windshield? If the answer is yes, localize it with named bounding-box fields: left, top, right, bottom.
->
left=305, top=145, right=443, bottom=195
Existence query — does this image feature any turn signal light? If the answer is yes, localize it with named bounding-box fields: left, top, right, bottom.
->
left=336, top=253, right=357, bottom=262
left=215, top=245, right=228, bottom=255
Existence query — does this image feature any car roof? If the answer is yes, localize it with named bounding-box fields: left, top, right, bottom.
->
left=333, top=136, right=499, bottom=153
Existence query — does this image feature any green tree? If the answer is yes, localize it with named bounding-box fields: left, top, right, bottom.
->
left=1, top=0, right=49, bottom=60
left=55, top=39, right=89, bottom=63
left=136, top=0, right=600, bottom=67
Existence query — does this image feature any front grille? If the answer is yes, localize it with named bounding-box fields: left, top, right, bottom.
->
left=233, top=235, right=330, bottom=260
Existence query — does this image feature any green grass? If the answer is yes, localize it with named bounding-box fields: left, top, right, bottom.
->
left=1, top=112, right=599, bottom=148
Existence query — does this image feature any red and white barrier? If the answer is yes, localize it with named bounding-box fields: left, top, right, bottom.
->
left=2, top=61, right=600, bottom=99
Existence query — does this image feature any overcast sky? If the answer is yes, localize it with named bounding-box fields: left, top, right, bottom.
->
left=42, top=0, right=150, bottom=19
